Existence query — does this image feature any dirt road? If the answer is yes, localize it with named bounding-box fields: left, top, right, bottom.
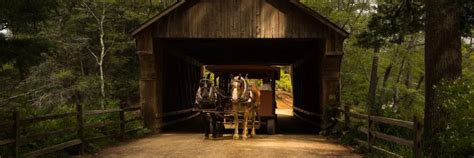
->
left=84, top=93, right=361, bottom=158
left=88, top=133, right=361, bottom=158
left=85, top=112, right=360, bottom=158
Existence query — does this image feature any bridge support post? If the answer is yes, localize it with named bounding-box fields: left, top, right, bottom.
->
left=136, top=29, right=160, bottom=132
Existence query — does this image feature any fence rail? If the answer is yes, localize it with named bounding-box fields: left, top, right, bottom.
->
left=0, top=104, right=200, bottom=157
left=0, top=104, right=143, bottom=158
left=292, top=106, right=321, bottom=126
left=156, top=107, right=200, bottom=129
left=337, top=105, right=422, bottom=158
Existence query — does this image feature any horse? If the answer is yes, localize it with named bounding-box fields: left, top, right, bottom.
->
left=195, top=74, right=223, bottom=138
left=230, top=74, right=260, bottom=140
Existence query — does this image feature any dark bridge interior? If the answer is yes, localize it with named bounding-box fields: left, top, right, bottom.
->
left=158, top=38, right=325, bottom=133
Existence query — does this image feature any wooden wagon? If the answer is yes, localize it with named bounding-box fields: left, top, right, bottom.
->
left=206, top=65, right=279, bottom=134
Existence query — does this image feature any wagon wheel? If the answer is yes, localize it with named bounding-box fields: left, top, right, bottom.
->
left=266, top=119, right=275, bottom=135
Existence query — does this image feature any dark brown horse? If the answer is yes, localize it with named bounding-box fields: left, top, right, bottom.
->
left=230, top=74, right=260, bottom=140
left=195, top=74, right=223, bottom=138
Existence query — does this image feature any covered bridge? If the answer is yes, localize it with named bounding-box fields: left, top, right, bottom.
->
left=131, top=0, right=348, bottom=131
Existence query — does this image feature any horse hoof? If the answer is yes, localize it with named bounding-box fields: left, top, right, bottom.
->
left=242, top=135, right=248, bottom=140
left=233, top=135, right=239, bottom=140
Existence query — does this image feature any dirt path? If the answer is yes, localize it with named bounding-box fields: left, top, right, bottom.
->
left=86, top=134, right=361, bottom=158
left=83, top=92, right=361, bottom=158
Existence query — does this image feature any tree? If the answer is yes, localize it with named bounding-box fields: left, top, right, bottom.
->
left=423, top=0, right=463, bottom=156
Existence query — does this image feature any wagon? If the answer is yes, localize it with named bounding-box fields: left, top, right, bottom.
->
left=206, top=65, right=279, bottom=134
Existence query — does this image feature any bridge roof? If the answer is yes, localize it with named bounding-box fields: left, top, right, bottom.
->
left=130, top=0, right=349, bottom=38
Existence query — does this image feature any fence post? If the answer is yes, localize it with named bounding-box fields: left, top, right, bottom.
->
left=367, top=114, right=373, bottom=152
left=76, top=97, right=84, bottom=155
left=344, top=105, right=350, bottom=129
left=413, top=116, right=422, bottom=158
left=13, top=109, right=20, bottom=158
left=119, top=103, right=125, bottom=140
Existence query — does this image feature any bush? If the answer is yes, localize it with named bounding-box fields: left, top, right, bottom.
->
left=435, top=77, right=474, bottom=157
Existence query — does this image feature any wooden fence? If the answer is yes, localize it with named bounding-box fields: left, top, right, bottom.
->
left=0, top=104, right=199, bottom=157
left=336, top=105, right=422, bottom=158
left=293, top=106, right=321, bottom=126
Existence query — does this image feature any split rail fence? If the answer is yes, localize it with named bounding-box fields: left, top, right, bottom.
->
left=0, top=103, right=199, bottom=157
left=336, top=105, right=422, bottom=158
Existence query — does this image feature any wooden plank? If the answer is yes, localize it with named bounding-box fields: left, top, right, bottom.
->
left=20, top=127, right=77, bottom=145
left=157, top=112, right=200, bottom=128
left=0, top=121, right=13, bottom=128
left=293, top=112, right=318, bottom=126
left=85, top=133, right=118, bottom=142
left=370, top=115, right=414, bottom=129
left=354, top=139, right=403, bottom=158
left=84, top=109, right=122, bottom=116
left=122, top=106, right=141, bottom=112
left=22, top=139, right=82, bottom=158
left=348, top=111, right=368, bottom=120
left=358, top=126, right=368, bottom=134
left=84, top=121, right=118, bottom=129
left=372, top=130, right=414, bottom=147
left=0, top=139, right=14, bottom=146
left=21, top=112, right=76, bottom=124
left=119, top=104, right=125, bottom=140
left=293, top=106, right=321, bottom=117
left=125, top=128, right=143, bottom=134
left=156, top=108, right=195, bottom=118
left=76, top=100, right=84, bottom=155
left=13, top=110, right=20, bottom=157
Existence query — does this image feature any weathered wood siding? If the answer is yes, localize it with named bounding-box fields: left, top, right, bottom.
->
left=153, top=0, right=336, bottom=38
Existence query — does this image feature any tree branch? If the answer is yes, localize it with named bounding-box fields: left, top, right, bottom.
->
left=86, top=47, right=100, bottom=64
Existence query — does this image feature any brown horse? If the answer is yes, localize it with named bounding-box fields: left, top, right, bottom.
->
left=230, top=74, right=260, bottom=140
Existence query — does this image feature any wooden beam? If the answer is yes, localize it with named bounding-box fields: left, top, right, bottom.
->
left=22, top=139, right=82, bottom=158
left=84, top=109, right=122, bottom=116
left=20, top=127, right=77, bottom=145
left=372, top=130, right=414, bottom=148
left=157, top=112, right=200, bottom=129
left=156, top=108, right=195, bottom=118
left=354, top=139, right=403, bottom=158
left=370, top=115, right=414, bottom=129
left=293, top=106, right=321, bottom=117
left=169, top=51, right=202, bottom=67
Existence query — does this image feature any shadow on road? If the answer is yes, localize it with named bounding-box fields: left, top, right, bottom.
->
left=163, top=109, right=319, bottom=135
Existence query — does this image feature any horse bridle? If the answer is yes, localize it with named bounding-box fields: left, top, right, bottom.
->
left=231, top=78, right=252, bottom=103
left=199, top=79, right=214, bottom=98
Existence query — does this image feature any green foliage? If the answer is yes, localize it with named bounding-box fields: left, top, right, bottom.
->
left=435, top=77, right=474, bottom=157
left=0, top=0, right=167, bottom=156
left=276, top=66, right=292, bottom=92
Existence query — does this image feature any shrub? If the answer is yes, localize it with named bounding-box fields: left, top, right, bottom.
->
left=435, top=77, right=474, bottom=157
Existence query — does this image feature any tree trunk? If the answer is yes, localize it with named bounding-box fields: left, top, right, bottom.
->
left=407, top=75, right=424, bottom=108
left=367, top=49, right=379, bottom=115
left=380, top=46, right=399, bottom=104
left=393, top=55, right=406, bottom=111
left=424, top=0, right=463, bottom=156
left=99, top=17, right=106, bottom=100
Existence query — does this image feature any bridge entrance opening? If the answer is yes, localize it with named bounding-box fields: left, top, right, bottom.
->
left=152, top=38, right=328, bottom=134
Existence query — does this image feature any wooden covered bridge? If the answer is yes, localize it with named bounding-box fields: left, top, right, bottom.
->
left=132, top=0, right=348, bottom=131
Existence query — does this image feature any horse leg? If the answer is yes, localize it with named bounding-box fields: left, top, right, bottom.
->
left=233, top=105, right=239, bottom=139
left=251, top=109, right=257, bottom=137
left=211, top=113, right=217, bottom=138
left=201, top=112, right=210, bottom=138
left=242, top=108, right=249, bottom=140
